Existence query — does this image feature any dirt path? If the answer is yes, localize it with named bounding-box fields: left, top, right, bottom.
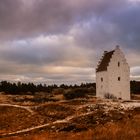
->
left=0, top=111, right=93, bottom=138
left=0, top=104, right=33, bottom=114
left=1, top=100, right=140, bottom=138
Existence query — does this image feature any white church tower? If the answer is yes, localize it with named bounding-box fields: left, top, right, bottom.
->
left=96, top=46, right=130, bottom=100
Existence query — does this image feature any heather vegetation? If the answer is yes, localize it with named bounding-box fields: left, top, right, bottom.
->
left=1, top=96, right=140, bottom=140
left=63, top=88, right=94, bottom=100
left=0, top=81, right=140, bottom=140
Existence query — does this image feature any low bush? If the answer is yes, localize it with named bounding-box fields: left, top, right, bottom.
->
left=52, top=88, right=64, bottom=95
left=13, top=97, right=58, bottom=103
left=104, top=93, right=117, bottom=99
left=63, top=88, right=88, bottom=100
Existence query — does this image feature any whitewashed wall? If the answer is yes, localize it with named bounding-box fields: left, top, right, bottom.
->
left=96, top=71, right=108, bottom=98
left=107, top=47, right=130, bottom=100
left=96, top=47, right=130, bottom=100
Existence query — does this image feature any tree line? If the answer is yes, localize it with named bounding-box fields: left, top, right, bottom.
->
left=0, top=80, right=139, bottom=95
left=131, top=81, right=140, bottom=94
left=0, top=81, right=96, bottom=95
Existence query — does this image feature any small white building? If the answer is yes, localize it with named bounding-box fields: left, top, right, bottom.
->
left=96, top=46, right=130, bottom=100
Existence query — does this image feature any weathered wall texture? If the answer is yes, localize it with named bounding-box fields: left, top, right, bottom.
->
left=96, top=47, right=130, bottom=100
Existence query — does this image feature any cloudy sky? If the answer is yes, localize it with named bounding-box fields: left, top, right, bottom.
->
left=0, top=0, right=140, bottom=85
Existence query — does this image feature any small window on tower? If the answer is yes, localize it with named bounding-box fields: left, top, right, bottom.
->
left=118, top=62, right=120, bottom=67
left=118, top=77, right=121, bottom=81
left=101, top=78, right=103, bottom=82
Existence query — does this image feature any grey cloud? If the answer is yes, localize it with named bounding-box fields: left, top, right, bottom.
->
left=68, top=0, right=140, bottom=53
left=105, top=3, right=140, bottom=51
left=0, top=0, right=128, bottom=40
left=0, top=0, right=140, bottom=83
left=0, top=34, right=94, bottom=68
left=131, top=67, right=140, bottom=76
left=0, top=61, right=95, bottom=84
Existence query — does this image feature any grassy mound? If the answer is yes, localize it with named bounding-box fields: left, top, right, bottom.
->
left=33, top=103, right=75, bottom=123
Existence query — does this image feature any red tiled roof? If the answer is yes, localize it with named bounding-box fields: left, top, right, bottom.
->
left=96, top=50, right=115, bottom=72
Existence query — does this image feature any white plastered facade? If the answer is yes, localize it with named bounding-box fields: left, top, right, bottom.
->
left=96, top=47, right=130, bottom=100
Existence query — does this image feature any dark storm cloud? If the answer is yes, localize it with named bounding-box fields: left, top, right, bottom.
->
left=1, top=0, right=139, bottom=52
left=0, top=0, right=139, bottom=47
left=0, top=0, right=128, bottom=39
left=0, top=0, right=24, bottom=39
left=71, top=0, right=140, bottom=52
left=0, top=0, right=140, bottom=83
left=104, top=2, right=140, bottom=51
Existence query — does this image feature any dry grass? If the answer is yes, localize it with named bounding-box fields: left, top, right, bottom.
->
left=0, top=106, right=32, bottom=134
left=1, top=114, right=140, bottom=140
left=1, top=95, right=140, bottom=140
left=32, top=103, right=76, bottom=123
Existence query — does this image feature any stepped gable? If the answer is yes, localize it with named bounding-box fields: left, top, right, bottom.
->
left=96, top=50, right=115, bottom=72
